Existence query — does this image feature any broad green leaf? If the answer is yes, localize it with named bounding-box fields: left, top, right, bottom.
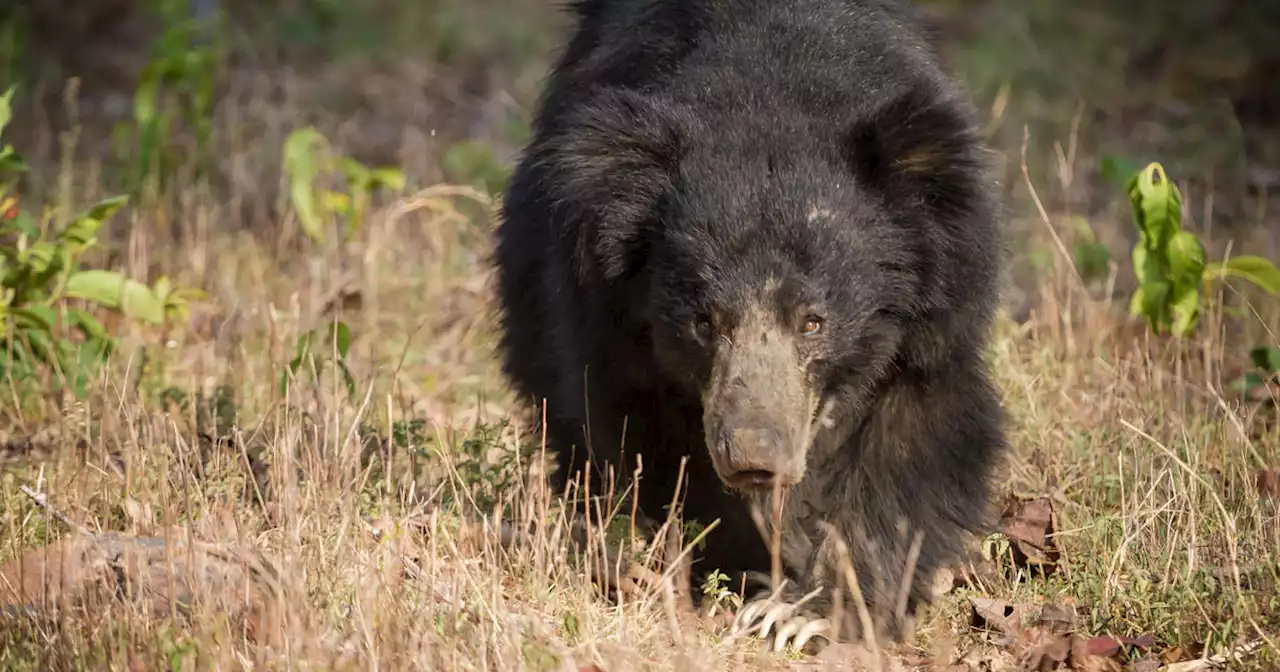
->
left=64, top=269, right=166, bottom=324
left=1167, top=231, right=1206, bottom=283
left=1250, top=346, right=1280, bottom=373
left=1169, top=283, right=1201, bottom=337
left=21, top=241, right=58, bottom=274
left=1203, top=255, right=1280, bottom=296
left=64, top=269, right=128, bottom=309
left=152, top=275, right=172, bottom=302
left=19, top=325, right=54, bottom=366
left=283, top=127, right=329, bottom=244
left=339, top=157, right=371, bottom=184
left=328, top=320, right=352, bottom=359
left=1139, top=279, right=1172, bottom=330
left=11, top=305, right=56, bottom=332
left=1128, top=162, right=1182, bottom=249
left=1131, top=241, right=1151, bottom=284
left=66, top=308, right=110, bottom=342
left=61, top=195, right=129, bottom=247
left=1128, top=286, right=1146, bottom=318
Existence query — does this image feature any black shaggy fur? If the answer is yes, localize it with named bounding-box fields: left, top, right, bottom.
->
left=492, top=0, right=1008, bottom=642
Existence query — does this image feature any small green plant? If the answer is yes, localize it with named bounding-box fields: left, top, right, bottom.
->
left=1068, top=215, right=1112, bottom=285
left=118, top=0, right=223, bottom=194
left=0, top=86, right=202, bottom=399
left=279, top=319, right=357, bottom=399
left=1229, top=346, right=1280, bottom=402
left=282, top=127, right=406, bottom=245
left=699, top=568, right=743, bottom=618
left=1124, top=162, right=1280, bottom=337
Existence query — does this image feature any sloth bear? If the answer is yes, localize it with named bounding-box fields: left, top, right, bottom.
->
left=492, top=0, right=1007, bottom=652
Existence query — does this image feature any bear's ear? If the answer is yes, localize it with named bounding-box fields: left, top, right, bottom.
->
left=549, top=88, right=686, bottom=282
left=839, top=82, right=989, bottom=226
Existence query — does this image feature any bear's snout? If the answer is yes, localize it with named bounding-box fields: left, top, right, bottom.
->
left=717, top=426, right=792, bottom=491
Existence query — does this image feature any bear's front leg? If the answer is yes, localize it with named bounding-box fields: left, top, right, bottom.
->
left=732, top=359, right=1005, bottom=654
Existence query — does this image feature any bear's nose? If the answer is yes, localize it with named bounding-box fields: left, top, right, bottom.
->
left=720, top=427, right=786, bottom=491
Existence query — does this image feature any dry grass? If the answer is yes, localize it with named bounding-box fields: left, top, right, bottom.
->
left=1, top=15, right=1280, bottom=671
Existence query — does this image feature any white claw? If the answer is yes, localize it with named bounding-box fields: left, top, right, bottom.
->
left=731, top=595, right=833, bottom=654
left=791, top=617, right=831, bottom=651
left=732, top=599, right=768, bottom=635
left=757, top=601, right=793, bottom=639
left=772, top=617, right=805, bottom=652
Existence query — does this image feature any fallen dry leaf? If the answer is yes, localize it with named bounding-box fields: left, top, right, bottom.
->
left=999, top=496, right=1060, bottom=575
left=1084, top=633, right=1156, bottom=658
left=968, top=597, right=1040, bottom=642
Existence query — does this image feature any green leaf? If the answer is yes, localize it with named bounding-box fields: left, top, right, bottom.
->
left=68, top=340, right=108, bottom=399
left=339, top=157, right=371, bottom=185
left=63, top=269, right=127, bottom=309
left=133, top=63, right=162, bottom=127
left=1169, top=282, right=1201, bottom=337
left=370, top=167, right=406, bottom=192
left=152, top=275, right=172, bottom=302
left=1074, top=239, right=1111, bottom=283
left=18, top=324, right=55, bottom=366
left=1128, top=285, right=1146, bottom=319
left=1167, top=231, right=1206, bottom=283
left=1139, top=279, right=1172, bottom=330
left=1250, top=346, right=1280, bottom=373
left=1203, top=255, right=1280, bottom=296
left=0, top=145, right=26, bottom=176
left=283, top=127, right=329, bottom=244
left=1127, top=162, right=1183, bottom=249
left=1229, top=371, right=1268, bottom=393
left=66, top=308, right=110, bottom=343
left=10, top=305, right=56, bottom=332
left=336, top=360, right=357, bottom=398
left=328, top=320, right=352, bottom=359
left=0, top=85, right=15, bottom=137
left=1131, top=241, right=1153, bottom=284
left=21, top=241, right=58, bottom=274
left=60, top=195, right=129, bottom=248
left=64, top=269, right=165, bottom=324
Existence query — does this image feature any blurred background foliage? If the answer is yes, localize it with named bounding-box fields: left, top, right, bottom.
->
left=0, top=0, right=1277, bottom=266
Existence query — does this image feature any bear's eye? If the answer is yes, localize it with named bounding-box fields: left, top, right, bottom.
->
left=692, top=315, right=714, bottom=340
left=801, top=316, right=824, bottom=336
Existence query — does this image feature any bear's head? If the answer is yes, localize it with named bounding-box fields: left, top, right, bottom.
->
left=548, top=81, right=1000, bottom=495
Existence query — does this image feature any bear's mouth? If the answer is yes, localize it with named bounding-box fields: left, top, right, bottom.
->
left=723, top=468, right=782, bottom=492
